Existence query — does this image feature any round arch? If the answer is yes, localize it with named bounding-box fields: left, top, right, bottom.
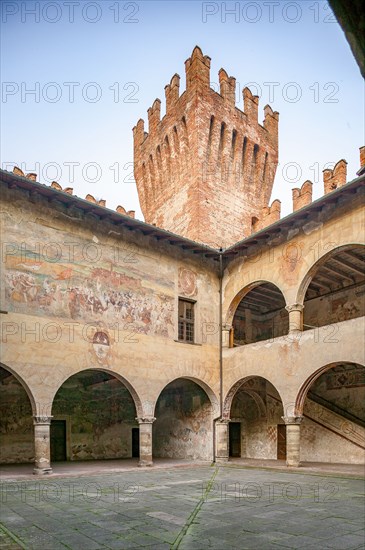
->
left=153, top=376, right=219, bottom=417
left=0, top=362, right=37, bottom=414
left=51, top=367, right=143, bottom=418
left=296, top=243, right=365, bottom=305
left=223, top=375, right=285, bottom=418
left=225, top=279, right=288, bottom=327
left=294, top=361, right=365, bottom=415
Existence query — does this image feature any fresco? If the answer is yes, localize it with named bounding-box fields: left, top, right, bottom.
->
left=4, top=241, right=175, bottom=338
left=52, top=371, right=137, bottom=460
left=153, top=380, right=212, bottom=460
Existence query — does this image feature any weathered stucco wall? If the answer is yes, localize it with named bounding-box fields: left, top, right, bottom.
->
left=0, top=184, right=220, bottom=428
left=0, top=374, right=34, bottom=463
left=1, top=174, right=364, bottom=466
left=153, top=379, right=213, bottom=460
left=300, top=417, right=364, bottom=464
left=52, top=372, right=137, bottom=460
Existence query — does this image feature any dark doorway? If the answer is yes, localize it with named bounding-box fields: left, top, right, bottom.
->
left=132, top=428, right=140, bottom=458
left=50, top=420, right=66, bottom=461
left=229, top=422, right=241, bottom=457
left=277, top=424, right=286, bottom=460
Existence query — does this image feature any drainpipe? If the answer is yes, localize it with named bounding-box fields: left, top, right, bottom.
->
left=219, top=249, right=223, bottom=418
left=213, top=250, right=224, bottom=463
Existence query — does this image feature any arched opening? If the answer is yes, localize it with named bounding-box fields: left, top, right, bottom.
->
left=302, top=245, right=365, bottom=330
left=297, top=363, right=365, bottom=464
left=153, top=378, right=214, bottom=461
left=232, top=282, right=288, bottom=345
left=226, top=377, right=285, bottom=460
left=51, top=369, right=139, bottom=462
left=0, top=366, right=34, bottom=463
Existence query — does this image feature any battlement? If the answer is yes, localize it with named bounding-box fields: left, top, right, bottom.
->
left=133, top=46, right=279, bottom=148
left=323, top=159, right=347, bottom=194
left=292, top=181, right=313, bottom=211
left=12, top=167, right=134, bottom=219
left=249, top=146, right=364, bottom=233
left=133, top=46, right=279, bottom=247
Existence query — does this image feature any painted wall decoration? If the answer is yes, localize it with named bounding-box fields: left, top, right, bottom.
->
left=52, top=370, right=137, bottom=460
left=3, top=233, right=175, bottom=338
left=153, top=380, right=212, bottom=460
left=304, top=284, right=365, bottom=329
left=0, top=371, right=34, bottom=463
left=178, top=267, right=197, bottom=297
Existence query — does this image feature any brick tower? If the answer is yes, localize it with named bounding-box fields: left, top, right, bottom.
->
left=133, top=46, right=279, bottom=248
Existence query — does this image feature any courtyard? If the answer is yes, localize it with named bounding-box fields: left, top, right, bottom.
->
left=0, top=463, right=364, bottom=549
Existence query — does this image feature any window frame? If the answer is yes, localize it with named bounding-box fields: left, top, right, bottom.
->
left=178, top=297, right=196, bottom=344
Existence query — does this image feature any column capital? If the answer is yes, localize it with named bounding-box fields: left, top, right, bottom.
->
left=285, top=303, right=304, bottom=314
left=282, top=415, right=303, bottom=425
left=216, top=417, right=231, bottom=425
left=33, top=415, right=53, bottom=425
left=136, top=416, right=156, bottom=425
left=222, top=323, right=232, bottom=332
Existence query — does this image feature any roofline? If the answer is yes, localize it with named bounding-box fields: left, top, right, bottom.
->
left=1, top=168, right=364, bottom=261
left=0, top=169, right=219, bottom=259
left=223, top=173, right=365, bottom=257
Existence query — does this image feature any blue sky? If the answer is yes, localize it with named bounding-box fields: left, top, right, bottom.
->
left=1, top=0, right=364, bottom=220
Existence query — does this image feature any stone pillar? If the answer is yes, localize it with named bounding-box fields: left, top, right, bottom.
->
left=33, top=416, right=53, bottom=475
left=222, top=324, right=232, bottom=348
left=215, top=418, right=230, bottom=462
left=282, top=416, right=303, bottom=467
left=285, top=304, right=304, bottom=332
left=136, top=416, right=155, bottom=467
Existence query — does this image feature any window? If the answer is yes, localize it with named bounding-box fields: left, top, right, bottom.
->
left=178, top=298, right=195, bottom=343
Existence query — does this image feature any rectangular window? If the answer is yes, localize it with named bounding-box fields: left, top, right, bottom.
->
left=178, top=298, right=195, bottom=343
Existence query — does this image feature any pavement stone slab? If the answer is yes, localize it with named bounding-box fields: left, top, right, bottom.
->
left=1, top=465, right=364, bottom=549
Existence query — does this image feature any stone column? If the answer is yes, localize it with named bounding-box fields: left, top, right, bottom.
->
left=285, top=303, right=304, bottom=332
left=136, top=416, right=155, bottom=467
left=222, top=324, right=232, bottom=348
left=215, top=418, right=230, bottom=462
left=33, top=416, right=53, bottom=475
left=282, top=416, right=303, bottom=467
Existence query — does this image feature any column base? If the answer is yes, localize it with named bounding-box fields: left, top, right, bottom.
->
left=138, top=460, right=153, bottom=467
left=33, top=467, right=53, bottom=475
left=286, top=461, right=301, bottom=468
left=215, top=457, right=229, bottom=463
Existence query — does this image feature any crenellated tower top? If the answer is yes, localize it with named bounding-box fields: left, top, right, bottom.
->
left=133, top=46, right=279, bottom=248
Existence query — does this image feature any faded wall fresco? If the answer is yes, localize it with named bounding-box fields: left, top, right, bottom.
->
left=52, top=370, right=137, bottom=460
left=3, top=225, right=175, bottom=338
left=153, top=380, right=213, bottom=460
left=233, top=309, right=288, bottom=345
left=301, top=417, right=365, bottom=464
left=230, top=381, right=284, bottom=459
left=309, top=365, right=365, bottom=420
left=304, top=284, right=365, bottom=329
left=0, top=370, right=34, bottom=463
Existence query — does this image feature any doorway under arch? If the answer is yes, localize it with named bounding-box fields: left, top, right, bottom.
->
left=226, top=376, right=285, bottom=460
left=51, top=369, right=139, bottom=461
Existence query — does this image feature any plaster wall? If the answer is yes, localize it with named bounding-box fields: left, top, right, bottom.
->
left=0, top=375, right=34, bottom=463
left=0, top=186, right=220, bottom=420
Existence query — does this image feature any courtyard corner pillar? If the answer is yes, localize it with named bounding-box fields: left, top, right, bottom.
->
left=285, top=303, right=304, bottom=332
left=136, top=416, right=155, bottom=467
left=282, top=416, right=303, bottom=467
left=33, top=416, right=53, bottom=475
left=215, top=418, right=230, bottom=462
left=222, top=324, right=233, bottom=348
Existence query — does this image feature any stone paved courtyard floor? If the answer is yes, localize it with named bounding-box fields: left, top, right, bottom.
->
left=1, top=464, right=364, bottom=549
